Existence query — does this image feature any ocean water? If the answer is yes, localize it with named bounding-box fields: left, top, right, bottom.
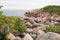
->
left=2, top=10, right=27, bottom=17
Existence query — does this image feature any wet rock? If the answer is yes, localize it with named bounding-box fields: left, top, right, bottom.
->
left=23, top=33, right=33, bottom=40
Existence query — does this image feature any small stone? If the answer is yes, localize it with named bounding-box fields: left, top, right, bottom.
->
left=15, top=36, right=22, bottom=40
left=23, top=33, right=33, bottom=40
left=26, top=28, right=32, bottom=33
left=8, top=33, right=16, bottom=40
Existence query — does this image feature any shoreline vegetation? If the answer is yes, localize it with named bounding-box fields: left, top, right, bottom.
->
left=0, top=5, right=60, bottom=40
left=0, top=6, right=26, bottom=40
left=40, top=5, right=60, bottom=15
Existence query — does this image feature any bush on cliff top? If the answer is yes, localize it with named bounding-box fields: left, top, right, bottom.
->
left=40, top=5, right=60, bottom=15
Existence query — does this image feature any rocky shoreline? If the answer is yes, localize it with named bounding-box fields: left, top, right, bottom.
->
left=8, top=9, right=60, bottom=40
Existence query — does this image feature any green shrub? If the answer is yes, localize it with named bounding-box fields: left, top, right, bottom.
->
left=0, top=5, right=26, bottom=39
left=0, top=24, right=9, bottom=40
left=14, top=17, right=26, bottom=33
left=0, top=6, right=9, bottom=40
left=40, top=5, right=60, bottom=15
left=46, top=24, right=60, bottom=34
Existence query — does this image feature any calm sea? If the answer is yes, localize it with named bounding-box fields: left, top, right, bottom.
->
left=2, top=10, right=27, bottom=17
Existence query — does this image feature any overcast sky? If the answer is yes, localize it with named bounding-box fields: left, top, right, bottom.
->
left=0, top=0, right=60, bottom=10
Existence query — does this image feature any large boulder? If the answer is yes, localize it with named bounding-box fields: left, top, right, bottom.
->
left=36, top=30, right=45, bottom=40
left=37, top=32, right=60, bottom=40
left=23, top=33, right=33, bottom=40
